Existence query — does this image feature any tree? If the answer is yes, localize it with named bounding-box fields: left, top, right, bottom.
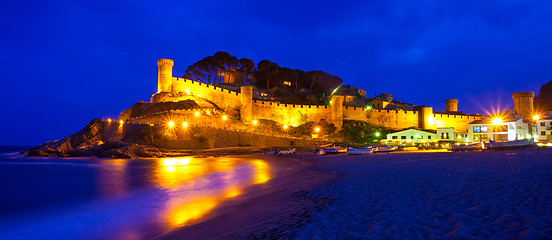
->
left=255, top=60, right=280, bottom=91
left=239, top=58, right=255, bottom=84
left=184, top=56, right=219, bottom=84
left=213, top=51, right=239, bottom=83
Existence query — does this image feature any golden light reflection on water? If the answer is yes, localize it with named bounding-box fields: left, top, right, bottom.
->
left=96, top=159, right=128, bottom=197
left=155, top=156, right=272, bottom=229
left=166, top=197, right=219, bottom=228
left=251, top=160, right=271, bottom=184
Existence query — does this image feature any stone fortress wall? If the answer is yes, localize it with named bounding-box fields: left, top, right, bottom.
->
left=155, top=59, right=483, bottom=132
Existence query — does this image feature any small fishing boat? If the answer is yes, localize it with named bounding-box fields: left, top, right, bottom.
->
left=324, top=146, right=347, bottom=154
left=488, top=139, right=534, bottom=149
left=276, top=148, right=296, bottom=155
left=314, top=147, right=326, bottom=155
left=375, top=146, right=398, bottom=153
left=347, top=147, right=374, bottom=155
left=451, top=142, right=485, bottom=151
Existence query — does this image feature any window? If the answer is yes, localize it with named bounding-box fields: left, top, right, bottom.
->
left=474, top=126, right=481, bottom=133
left=516, top=126, right=522, bottom=129
left=401, top=136, right=406, bottom=139
left=541, top=122, right=546, bottom=127
left=480, top=126, right=488, bottom=133
left=441, top=133, right=449, bottom=139
left=428, top=136, right=432, bottom=139
left=411, top=136, right=414, bottom=139
left=392, top=136, right=398, bottom=139
left=542, top=131, right=547, bottom=136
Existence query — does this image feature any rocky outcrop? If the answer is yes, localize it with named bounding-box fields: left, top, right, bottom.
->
left=67, top=141, right=166, bottom=158
left=25, top=118, right=178, bottom=158
left=26, top=118, right=104, bottom=157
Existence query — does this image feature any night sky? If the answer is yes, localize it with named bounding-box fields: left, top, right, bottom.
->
left=1, top=0, right=551, bottom=146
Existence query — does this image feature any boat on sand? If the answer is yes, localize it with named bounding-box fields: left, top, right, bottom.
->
left=451, top=142, right=485, bottom=151
left=324, top=146, right=347, bottom=154
left=347, top=147, right=374, bottom=155
left=488, top=139, right=534, bottom=149
left=375, top=146, right=398, bottom=153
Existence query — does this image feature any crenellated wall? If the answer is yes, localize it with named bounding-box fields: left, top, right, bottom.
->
left=154, top=58, right=482, bottom=133
left=252, top=100, right=333, bottom=125
left=171, top=77, right=242, bottom=110
left=431, top=114, right=482, bottom=132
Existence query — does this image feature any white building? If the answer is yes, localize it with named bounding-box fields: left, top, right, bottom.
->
left=535, top=115, right=552, bottom=141
left=386, top=129, right=436, bottom=143
left=436, top=127, right=468, bottom=142
left=468, top=117, right=529, bottom=142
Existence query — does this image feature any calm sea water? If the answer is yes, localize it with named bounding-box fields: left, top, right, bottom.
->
left=0, top=147, right=272, bottom=240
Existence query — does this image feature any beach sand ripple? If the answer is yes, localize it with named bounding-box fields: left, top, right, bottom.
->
left=292, top=149, right=552, bottom=239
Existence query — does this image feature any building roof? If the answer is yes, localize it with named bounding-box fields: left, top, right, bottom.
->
left=388, top=128, right=437, bottom=135
left=469, top=117, right=523, bottom=125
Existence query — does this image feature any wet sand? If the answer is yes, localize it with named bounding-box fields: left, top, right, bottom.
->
left=160, top=148, right=552, bottom=239
left=156, top=154, right=341, bottom=239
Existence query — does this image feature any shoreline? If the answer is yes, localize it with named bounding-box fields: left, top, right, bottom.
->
left=155, top=153, right=343, bottom=239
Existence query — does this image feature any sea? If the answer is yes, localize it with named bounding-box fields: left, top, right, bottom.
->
left=0, top=146, right=272, bottom=240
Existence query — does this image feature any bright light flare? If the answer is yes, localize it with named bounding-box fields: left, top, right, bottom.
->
left=315, top=127, right=320, bottom=132
left=283, top=125, right=288, bottom=129
left=491, top=118, right=503, bottom=125
left=252, top=120, right=258, bottom=125
left=107, top=118, right=112, bottom=123
left=533, top=115, right=540, bottom=121
left=168, top=121, right=175, bottom=127
left=222, top=115, right=227, bottom=120
left=182, top=122, right=188, bottom=127
left=119, top=120, right=124, bottom=125
left=195, top=112, right=200, bottom=117
left=375, top=132, right=381, bottom=137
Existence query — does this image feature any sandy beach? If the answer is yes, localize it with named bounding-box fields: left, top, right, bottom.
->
left=161, top=148, right=552, bottom=239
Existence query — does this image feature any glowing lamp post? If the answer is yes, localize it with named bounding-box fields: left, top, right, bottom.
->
left=119, top=120, right=124, bottom=125
left=168, top=121, right=175, bottom=128
left=182, top=122, right=188, bottom=127
left=315, top=127, right=320, bottom=133
left=222, top=115, right=227, bottom=120
left=491, top=117, right=503, bottom=142
left=252, top=120, right=258, bottom=125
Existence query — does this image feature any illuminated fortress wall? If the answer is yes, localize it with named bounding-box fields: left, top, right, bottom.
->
left=252, top=100, right=333, bottom=125
left=431, top=114, right=481, bottom=132
left=171, top=77, right=242, bottom=110
left=156, top=59, right=481, bottom=132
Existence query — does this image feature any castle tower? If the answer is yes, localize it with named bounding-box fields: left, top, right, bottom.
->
left=512, top=91, right=534, bottom=119
left=240, top=86, right=253, bottom=123
left=331, top=95, right=344, bottom=130
left=445, top=99, right=458, bottom=112
left=418, top=106, right=433, bottom=130
left=157, top=59, right=174, bottom=93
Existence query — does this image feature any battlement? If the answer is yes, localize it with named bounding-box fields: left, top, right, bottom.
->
left=153, top=58, right=479, bottom=132
left=512, top=91, right=535, bottom=99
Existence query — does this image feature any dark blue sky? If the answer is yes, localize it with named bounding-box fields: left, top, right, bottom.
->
left=1, top=0, right=551, bottom=145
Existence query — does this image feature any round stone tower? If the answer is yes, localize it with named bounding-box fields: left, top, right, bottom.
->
left=331, top=95, right=344, bottom=130
left=419, top=106, right=433, bottom=130
left=445, top=99, right=458, bottom=112
left=157, top=59, right=174, bottom=93
left=512, top=91, right=534, bottom=119
left=240, top=86, right=253, bottom=123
